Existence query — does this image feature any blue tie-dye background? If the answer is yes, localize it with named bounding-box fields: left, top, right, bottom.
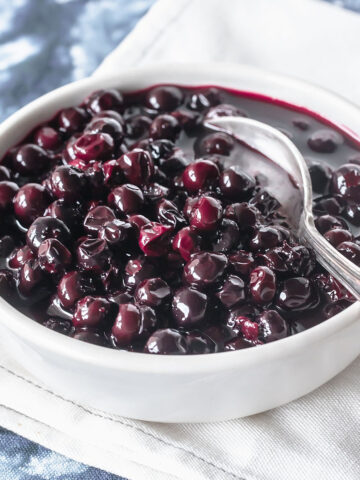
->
left=0, top=0, right=359, bottom=478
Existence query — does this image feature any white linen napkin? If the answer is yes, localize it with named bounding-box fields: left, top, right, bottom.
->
left=1, top=0, right=360, bottom=479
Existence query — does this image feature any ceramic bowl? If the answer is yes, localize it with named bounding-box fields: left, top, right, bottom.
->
left=0, top=63, right=359, bottom=423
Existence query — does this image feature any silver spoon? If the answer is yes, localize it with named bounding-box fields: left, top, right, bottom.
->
left=206, top=116, right=360, bottom=301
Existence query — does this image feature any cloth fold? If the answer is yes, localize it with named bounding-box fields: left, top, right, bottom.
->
left=1, top=0, right=360, bottom=479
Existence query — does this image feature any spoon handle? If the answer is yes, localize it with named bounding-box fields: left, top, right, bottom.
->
left=301, top=214, right=360, bottom=301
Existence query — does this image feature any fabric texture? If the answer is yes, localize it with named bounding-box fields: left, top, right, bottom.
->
left=1, top=0, right=360, bottom=479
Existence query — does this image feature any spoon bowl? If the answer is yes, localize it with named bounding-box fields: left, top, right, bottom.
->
left=207, top=116, right=360, bottom=301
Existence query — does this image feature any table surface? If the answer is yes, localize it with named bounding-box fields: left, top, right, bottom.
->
left=0, top=0, right=359, bottom=478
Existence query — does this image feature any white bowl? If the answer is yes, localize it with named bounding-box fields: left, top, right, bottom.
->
left=0, top=63, right=360, bottom=423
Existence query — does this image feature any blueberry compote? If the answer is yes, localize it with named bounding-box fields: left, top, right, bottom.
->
left=0, top=85, right=359, bottom=354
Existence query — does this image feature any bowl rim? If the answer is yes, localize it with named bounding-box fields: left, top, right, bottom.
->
left=1, top=61, right=360, bottom=374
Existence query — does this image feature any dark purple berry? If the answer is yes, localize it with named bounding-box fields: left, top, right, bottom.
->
left=27, top=216, right=71, bottom=252
left=135, top=277, right=170, bottom=307
left=172, top=286, right=208, bottom=328
left=250, top=266, right=276, bottom=304
left=144, top=328, right=188, bottom=354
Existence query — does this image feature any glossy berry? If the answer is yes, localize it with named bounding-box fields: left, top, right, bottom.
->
left=139, top=222, right=172, bottom=257
left=98, top=219, right=132, bottom=246
left=135, top=277, right=170, bottom=307
left=337, top=241, right=360, bottom=266
left=211, top=219, right=240, bottom=253
left=182, top=159, right=220, bottom=193
left=149, top=114, right=180, bottom=141
left=257, top=246, right=288, bottom=273
left=45, top=198, right=84, bottom=229
left=216, top=275, right=245, bottom=308
left=111, top=303, right=157, bottom=347
left=171, top=109, right=199, bottom=133
left=314, top=273, right=352, bottom=303
left=27, top=216, right=71, bottom=252
left=18, top=260, right=45, bottom=296
left=57, top=270, right=97, bottom=309
left=85, top=89, right=124, bottom=114
left=199, top=132, right=234, bottom=156
left=108, top=290, right=133, bottom=305
left=183, top=195, right=200, bottom=219
left=102, top=158, right=124, bottom=187
left=142, top=138, right=175, bottom=162
left=145, top=86, right=183, bottom=112
left=51, top=165, right=87, bottom=201
left=331, top=163, right=360, bottom=202
left=183, top=252, right=227, bottom=289
left=344, top=201, right=360, bottom=226
left=224, top=202, right=259, bottom=229
left=143, top=182, right=170, bottom=202
left=13, top=183, right=50, bottom=226
left=189, top=195, right=222, bottom=231
left=125, top=115, right=152, bottom=139
left=69, top=132, right=114, bottom=162
left=34, top=126, right=61, bottom=150
left=229, top=250, right=255, bottom=276
left=220, top=167, right=255, bottom=199
left=257, top=310, right=288, bottom=342
left=250, top=226, right=283, bottom=251
left=86, top=117, right=124, bottom=143
left=108, top=184, right=144, bottom=215
left=123, top=257, right=157, bottom=291
left=13, top=144, right=50, bottom=174
left=58, top=107, right=88, bottom=134
left=324, top=228, right=353, bottom=247
left=100, top=261, right=123, bottom=293
left=159, top=147, right=191, bottom=174
left=172, top=226, right=201, bottom=261
left=315, top=214, right=347, bottom=234
left=187, top=88, right=220, bottom=111
left=8, top=245, right=34, bottom=269
left=73, top=296, right=115, bottom=328
left=308, top=129, right=342, bottom=153
left=144, top=328, right=188, bottom=354
left=156, top=199, right=185, bottom=229
left=38, top=238, right=72, bottom=275
left=127, top=214, right=150, bottom=235
left=0, top=181, right=19, bottom=211
left=286, top=244, right=316, bottom=276
left=84, top=206, right=116, bottom=234
left=172, top=286, right=208, bottom=328
left=186, top=331, right=215, bottom=354
left=277, top=277, right=317, bottom=311
left=313, top=196, right=342, bottom=216
left=117, top=149, right=154, bottom=186
left=237, top=316, right=260, bottom=342
left=250, top=266, right=276, bottom=304
left=76, top=238, right=111, bottom=273
left=292, top=117, right=310, bottom=131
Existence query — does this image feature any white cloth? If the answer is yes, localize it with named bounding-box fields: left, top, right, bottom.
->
left=1, top=0, right=360, bottom=479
